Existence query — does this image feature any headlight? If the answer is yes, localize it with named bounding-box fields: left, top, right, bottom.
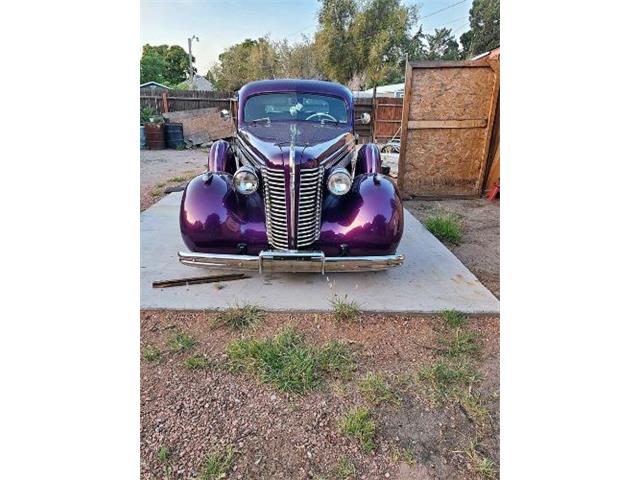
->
left=327, top=168, right=352, bottom=196
left=233, top=166, right=259, bottom=195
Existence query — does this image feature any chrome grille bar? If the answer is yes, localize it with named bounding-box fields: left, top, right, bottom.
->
left=262, top=166, right=324, bottom=250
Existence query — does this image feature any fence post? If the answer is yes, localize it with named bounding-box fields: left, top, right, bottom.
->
left=162, top=92, right=169, bottom=113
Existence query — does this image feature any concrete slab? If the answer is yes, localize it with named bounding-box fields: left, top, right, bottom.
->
left=141, top=193, right=500, bottom=313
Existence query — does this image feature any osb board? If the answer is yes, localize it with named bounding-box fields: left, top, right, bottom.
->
left=163, top=107, right=234, bottom=143
left=404, top=127, right=488, bottom=195
left=400, top=62, right=498, bottom=196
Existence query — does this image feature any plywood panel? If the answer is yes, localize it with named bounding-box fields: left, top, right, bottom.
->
left=398, top=60, right=498, bottom=197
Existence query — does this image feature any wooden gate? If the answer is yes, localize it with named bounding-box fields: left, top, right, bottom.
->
left=397, top=59, right=500, bottom=197
left=373, top=97, right=403, bottom=142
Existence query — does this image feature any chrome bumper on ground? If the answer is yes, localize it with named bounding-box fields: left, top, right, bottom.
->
left=178, top=250, right=404, bottom=273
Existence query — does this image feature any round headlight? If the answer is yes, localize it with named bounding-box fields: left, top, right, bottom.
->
left=327, top=168, right=352, bottom=196
left=233, top=166, right=259, bottom=195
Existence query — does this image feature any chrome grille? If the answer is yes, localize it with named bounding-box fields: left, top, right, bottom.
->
left=263, top=166, right=324, bottom=250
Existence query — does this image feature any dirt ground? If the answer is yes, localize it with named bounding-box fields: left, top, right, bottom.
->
left=141, top=311, right=499, bottom=479
left=140, top=148, right=209, bottom=210
left=405, top=199, right=500, bottom=298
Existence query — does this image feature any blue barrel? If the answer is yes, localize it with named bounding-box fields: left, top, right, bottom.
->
left=164, top=123, right=185, bottom=149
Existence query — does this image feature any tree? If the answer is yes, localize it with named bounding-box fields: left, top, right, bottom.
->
left=140, top=50, right=167, bottom=84
left=140, top=44, right=195, bottom=86
left=208, top=36, right=323, bottom=91
left=459, top=0, right=500, bottom=58
left=425, top=28, right=461, bottom=60
left=315, top=0, right=359, bottom=84
left=314, top=0, right=417, bottom=88
left=276, top=36, right=323, bottom=79
left=405, top=26, right=428, bottom=61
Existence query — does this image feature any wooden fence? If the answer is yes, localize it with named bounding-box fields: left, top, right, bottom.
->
left=140, top=88, right=235, bottom=114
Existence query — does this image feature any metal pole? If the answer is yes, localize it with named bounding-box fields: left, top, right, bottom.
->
left=188, top=37, right=193, bottom=81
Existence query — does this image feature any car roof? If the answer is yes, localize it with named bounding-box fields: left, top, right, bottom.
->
left=238, top=79, right=353, bottom=104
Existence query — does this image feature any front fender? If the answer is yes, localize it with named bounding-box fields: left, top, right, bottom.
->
left=180, top=173, right=268, bottom=254
left=318, top=173, right=403, bottom=256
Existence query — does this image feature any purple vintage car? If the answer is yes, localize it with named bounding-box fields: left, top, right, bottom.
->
left=178, top=79, right=404, bottom=273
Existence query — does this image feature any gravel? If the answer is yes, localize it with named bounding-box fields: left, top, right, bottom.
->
left=141, top=310, right=499, bottom=479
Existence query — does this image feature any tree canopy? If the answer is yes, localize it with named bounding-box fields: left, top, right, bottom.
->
left=460, top=0, right=500, bottom=58
left=140, top=44, right=195, bottom=86
left=184, top=0, right=500, bottom=91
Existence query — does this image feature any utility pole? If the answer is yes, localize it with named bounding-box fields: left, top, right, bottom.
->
left=188, top=35, right=199, bottom=82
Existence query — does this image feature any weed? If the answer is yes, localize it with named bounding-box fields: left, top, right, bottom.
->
left=212, top=304, right=263, bottom=330
left=317, top=340, right=356, bottom=377
left=444, top=330, right=480, bottom=357
left=466, top=442, right=497, bottom=480
left=440, top=309, right=467, bottom=328
left=157, top=446, right=173, bottom=479
left=390, top=445, right=416, bottom=465
left=227, top=327, right=355, bottom=394
left=357, top=372, right=400, bottom=405
left=168, top=331, right=196, bottom=353
left=199, top=446, right=235, bottom=480
left=339, top=407, right=376, bottom=452
left=333, top=456, right=356, bottom=479
left=142, top=345, right=162, bottom=363
left=330, top=294, right=361, bottom=322
left=424, top=214, right=462, bottom=245
left=150, top=188, right=164, bottom=197
left=227, top=327, right=321, bottom=393
left=459, top=391, right=490, bottom=429
left=418, top=360, right=481, bottom=394
left=169, top=176, right=188, bottom=182
left=184, top=354, right=213, bottom=370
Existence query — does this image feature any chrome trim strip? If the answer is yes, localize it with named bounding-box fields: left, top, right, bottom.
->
left=178, top=251, right=405, bottom=273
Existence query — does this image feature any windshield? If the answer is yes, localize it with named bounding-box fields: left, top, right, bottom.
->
left=243, top=93, right=348, bottom=125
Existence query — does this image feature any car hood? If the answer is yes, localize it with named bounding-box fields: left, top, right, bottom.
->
left=237, top=122, right=355, bottom=169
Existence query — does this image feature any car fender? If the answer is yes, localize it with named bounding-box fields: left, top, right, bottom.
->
left=180, top=172, right=268, bottom=254
left=318, top=173, right=403, bottom=256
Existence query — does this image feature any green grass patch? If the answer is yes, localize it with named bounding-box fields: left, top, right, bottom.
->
left=142, top=345, right=162, bottom=363
left=226, top=327, right=355, bottom=394
left=333, top=456, right=356, bottom=479
left=150, top=188, right=164, bottom=198
left=169, top=176, right=188, bottom=183
left=466, top=442, right=497, bottom=479
left=199, top=446, right=234, bottom=480
left=184, top=354, right=213, bottom=370
left=212, top=304, right=263, bottom=330
left=357, top=372, right=400, bottom=405
left=168, top=331, right=196, bottom=353
left=440, top=309, right=467, bottom=328
left=317, top=340, right=356, bottom=377
left=330, top=294, right=361, bottom=322
left=424, top=214, right=462, bottom=245
left=418, top=360, right=481, bottom=394
left=459, top=391, right=490, bottom=428
left=339, top=407, right=376, bottom=452
left=442, top=329, right=480, bottom=357
left=157, top=446, right=173, bottom=479
left=390, top=445, right=416, bottom=465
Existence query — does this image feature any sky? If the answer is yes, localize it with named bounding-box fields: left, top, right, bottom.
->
left=140, top=0, right=472, bottom=75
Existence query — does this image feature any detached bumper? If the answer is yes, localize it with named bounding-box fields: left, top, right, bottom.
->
left=178, top=250, right=404, bottom=273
